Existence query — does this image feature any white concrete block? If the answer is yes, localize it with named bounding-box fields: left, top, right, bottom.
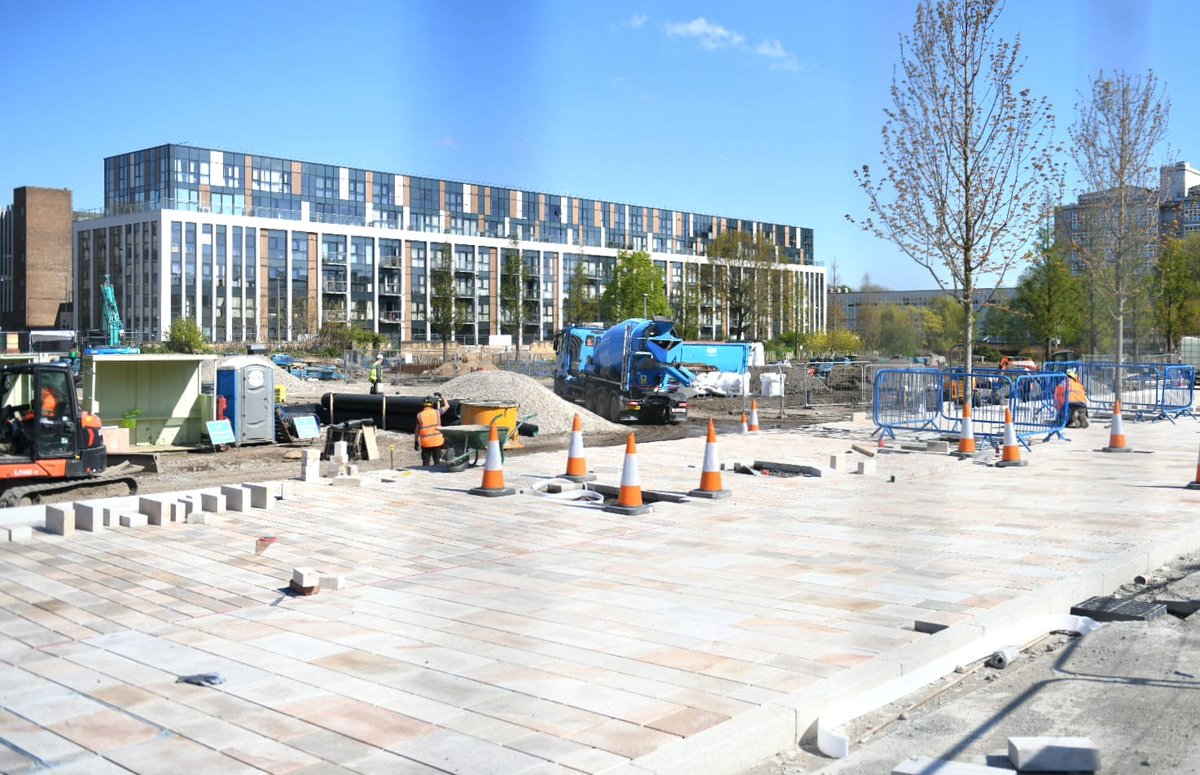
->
left=119, top=513, right=148, bottom=528
left=201, top=492, right=226, bottom=513
left=176, top=497, right=195, bottom=519
left=45, top=506, right=75, bottom=536
left=101, top=506, right=118, bottom=527
left=319, top=574, right=347, bottom=592
left=331, top=476, right=362, bottom=487
left=302, top=462, right=321, bottom=481
left=926, top=440, right=951, bottom=454
left=245, top=483, right=272, bottom=510
left=1007, top=737, right=1099, bottom=772
left=292, top=567, right=319, bottom=587
left=3, top=525, right=33, bottom=543
left=138, top=496, right=170, bottom=525
left=857, top=458, right=878, bottom=475
left=186, top=512, right=208, bottom=525
left=851, top=411, right=868, bottom=423
left=333, top=440, right=349, bottom=463
left=347, top=464, right=359, bottom=476
left=892, top=756, right=1009, bottom=774
left=829, top=453, right=848, bottom=471
left=220, top=485, right=248, bottom=512
left=302, top=448, right=320, bottom=463
left=74, top=503, right=105, bottom=533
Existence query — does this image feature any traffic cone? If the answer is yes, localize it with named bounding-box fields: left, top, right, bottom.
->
left=605, top=433, right=652, bottom=515
left=748, top=400, right=761, bottom=432
left=689, top=419, right=732, bottom=500
left=562, top=414, right=595, bottom=482
left=995, top=407, right=1027, bottom=468
left=469, top=422, right=515, bottom=497
left=1187, top=445, right=1200, bottom=490
left=740, top=412, right=749, bottom=434
left=1102, top=400, right=1133, bottom=453
left=955, top=400, right=977, bottom=456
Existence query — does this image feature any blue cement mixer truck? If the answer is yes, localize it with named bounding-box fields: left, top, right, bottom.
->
left=552, top=317, right=696, bottom=424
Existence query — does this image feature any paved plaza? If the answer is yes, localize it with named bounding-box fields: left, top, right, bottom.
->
left=2, top=415, right=1200, bottom=773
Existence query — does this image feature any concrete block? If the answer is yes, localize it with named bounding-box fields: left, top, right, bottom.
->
left=45, top=506, right=75, bottom=536
left=332, top=440, right=349, bottom=463
left=3, top=525, right=33, bottom=543
left=119, top=513, right=148, bottom=528
left=220, top=485, right=248, bottom=512
left=925, top=440, right=951, bottom=454
left=319, top=574, right=347, bottom=592
left=292, top=567, right=319, bottom=587
left=346, top=465, right=360, bottom=476
left=245, top=483, right=272, bottom=510
left=829, top=453, right=848, bottom=471
left=201, top=492, right=226, bottom=513
left=186, top=512, right=208, bottom=525
left=851, top=411, right=868, bottom=423
left=857, top=458, right=878, bottom=475
left=892, top=756, right=1009, bottom=774
left=74, top=503, right=105, bottom=533
left=102, top=506, right=118, bottom=527
left=302, top=462, right=321, bottom=481
left=1007, top=737, right=1099, bottom=772
left=176, top=497, right=196, bottom=519
left=138, top=496, right=170, bottom=525
left=331, top=476, right=363, bottom=487
left=301, top=448, right=321, bottom=463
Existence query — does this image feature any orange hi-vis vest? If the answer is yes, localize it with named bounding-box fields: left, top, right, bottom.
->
left=416, top=407, right=444, bottom=448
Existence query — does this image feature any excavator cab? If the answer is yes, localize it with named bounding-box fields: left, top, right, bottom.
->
left=0, top=364, right=78, bottom=461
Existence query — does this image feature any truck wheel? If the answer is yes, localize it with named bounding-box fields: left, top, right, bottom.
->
left=608, top=392, right=623, bottom=423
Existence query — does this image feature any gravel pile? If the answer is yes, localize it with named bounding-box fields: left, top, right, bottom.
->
left=439, top=371, right=621, bottom=435
left=217, top=355, right=311, bottom=392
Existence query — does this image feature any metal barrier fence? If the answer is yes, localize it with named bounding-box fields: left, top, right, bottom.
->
left=873, top=368, right=1068, bottom=448
left=1043, top=361, right=1196, bottom=421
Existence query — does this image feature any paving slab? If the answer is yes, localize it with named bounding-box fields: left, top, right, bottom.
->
left=0, top=418, right=1198, bottom=773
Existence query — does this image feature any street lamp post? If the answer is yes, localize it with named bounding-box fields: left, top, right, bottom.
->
left=643, top=293, right=648, bottom=318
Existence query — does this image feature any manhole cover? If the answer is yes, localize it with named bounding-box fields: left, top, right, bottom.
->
left=1070, top=596, right=1167, bottom=622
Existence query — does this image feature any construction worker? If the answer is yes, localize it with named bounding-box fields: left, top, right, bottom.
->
left=414, top=393, right=449, bottom=466
left=1054, top=369, right=1089, bottom=428
left=369, top=356, right=383, bottom=395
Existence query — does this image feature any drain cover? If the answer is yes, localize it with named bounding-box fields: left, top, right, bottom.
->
left=1070, top=596, right=1167, bottom=622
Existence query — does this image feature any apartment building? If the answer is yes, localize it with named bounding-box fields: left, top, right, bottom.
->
left=73, top=144, right=826, bottom=345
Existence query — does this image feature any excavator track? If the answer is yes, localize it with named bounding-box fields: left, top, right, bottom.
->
left=0, top=475, right=139, bottom=509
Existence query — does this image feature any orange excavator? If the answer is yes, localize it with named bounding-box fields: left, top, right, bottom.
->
left=0, top=362, right=137, bottom=507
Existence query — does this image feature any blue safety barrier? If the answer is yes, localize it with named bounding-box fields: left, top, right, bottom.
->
left=1044, top=361, right=1196, bottom=422
left=873, top=369, right=1067, bottom=448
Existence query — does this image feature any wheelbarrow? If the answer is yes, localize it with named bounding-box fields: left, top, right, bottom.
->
left=442, top=424, right=512, bottom=472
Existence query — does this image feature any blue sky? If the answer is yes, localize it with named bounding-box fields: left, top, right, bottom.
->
left=1, top=0, right=1193, bottom=290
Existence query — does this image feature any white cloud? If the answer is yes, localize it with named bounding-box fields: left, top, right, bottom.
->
left=630, top=13, right=648, bottom=28
left=753, top=37, right=800, bottom=72
left=664, top=17, right=744, bottom=50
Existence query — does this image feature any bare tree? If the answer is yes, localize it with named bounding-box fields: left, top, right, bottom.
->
left=850, top=0, right=1062, bottom=371
left=429, top=244, right=467, bottom=363
left=1067, top=69, right=1169, bottom=388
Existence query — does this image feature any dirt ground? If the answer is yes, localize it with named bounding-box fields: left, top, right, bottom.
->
left=743, top=551, right=1200, bottom=774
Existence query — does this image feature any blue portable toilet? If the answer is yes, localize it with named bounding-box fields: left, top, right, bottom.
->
left=216, top=357, right=276, bottom=445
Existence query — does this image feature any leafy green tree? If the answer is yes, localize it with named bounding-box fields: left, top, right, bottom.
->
left=598, top=250, right=669, bottom=322
left=920, top=296, right=967, bottom=355
left=429, top=245, right=467, bottom=362
left=1154, top=235, right=1200, bottom=352
left=499, top=233, right=537, bottom=356
left=166, top=318, right=205, bottom=354
left=670, top=263, right=701, bottom=340
left=563, top=258, right=597, bottom=325
left=1013, top=238, right=1084, bottom=360
left=706, top=231, right=776, bottom=341
left=877, top=304, right=922, bottom=356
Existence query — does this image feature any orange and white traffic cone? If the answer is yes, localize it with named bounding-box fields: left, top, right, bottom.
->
left=740, top=412, right=749, bottom=434
left=689, top=419, right=732, bottom=500
left=469, top=422, right=515, bottom=497
left=1187, top=445, right=1200, bottom=490
left=1102, top=400, right=1133, bottom=453
left=995, top=407, right=1027, bottom=468
left=748, top=400, right=761, bottom=432
left=606, top=433, right=652, bottom=515
left=562, top=414, right=595, bottom=482
left=955, top=400, right=977, bottom=456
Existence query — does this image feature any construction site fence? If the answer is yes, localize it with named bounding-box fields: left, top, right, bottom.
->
left=1042, top=361, right=1196, bottom=421
left=873, top=368, right=1068, bottom=446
